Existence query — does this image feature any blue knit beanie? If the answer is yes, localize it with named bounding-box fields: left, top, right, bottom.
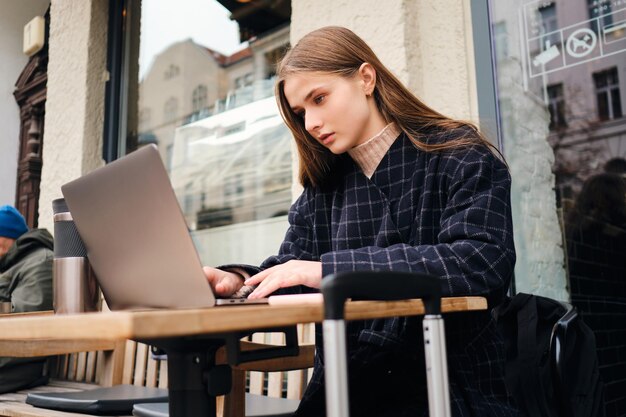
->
left=0, top=205, right=29, bottom=239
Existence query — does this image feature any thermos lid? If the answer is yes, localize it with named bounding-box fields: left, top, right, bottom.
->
left=52, top=197, right=86, bottom=258
left=52, top=198, right=69, bottom=215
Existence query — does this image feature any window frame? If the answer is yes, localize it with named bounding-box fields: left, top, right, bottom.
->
left=593, top=67, right=623, bottom=121
left=547, top=83, right=567, bottom=130
left=470, top=0, right=504, bottom=151
left=102, top=0, right=130, bottom=163
left=587, top=0, right=613, bottom=34
left=538, top=2, right=560, bottom=49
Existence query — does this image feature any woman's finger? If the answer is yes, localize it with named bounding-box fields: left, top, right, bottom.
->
left=215, top=275, right=237, bottom=296
left=203, top=267, right=242, bottom=296
left=250, top=272, right=296, bottom=299
left=244, top=265, right=275, bottom=285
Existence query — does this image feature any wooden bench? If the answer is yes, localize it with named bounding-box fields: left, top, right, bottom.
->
left=0, top=338, right=127, bottom=417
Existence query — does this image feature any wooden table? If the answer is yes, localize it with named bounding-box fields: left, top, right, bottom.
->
left=0, top=297, right=487, bottom=417
left=0, top=311, right=120, bottom=367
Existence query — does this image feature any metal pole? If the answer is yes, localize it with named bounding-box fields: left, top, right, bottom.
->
left=423, top=315, right=451, bottom=417
left=323, top=319, right=350, bottom=417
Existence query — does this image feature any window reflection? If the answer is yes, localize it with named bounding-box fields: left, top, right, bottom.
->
left=170, top=86, right=291, bottom=230
left=163, top=97, right=178, bottom=124
left=539, top=3, right=560, bottom=48
left=491, top=0, right=626, bottom=412
left=192, top=85, right=208, bottom=115
left=131, top=0, right=292, bottom=265
left=547, top=83, right=566, bottom=130
left=588, top=0, right=614, bottom=34
left=594, top=67, right=623, bottom=120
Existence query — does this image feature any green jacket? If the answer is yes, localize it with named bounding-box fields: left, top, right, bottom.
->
left=0, top=228, right=53, bottom=393
left=0, top=229, right=53, bottom=312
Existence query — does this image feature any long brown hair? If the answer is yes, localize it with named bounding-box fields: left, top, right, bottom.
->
left=276, top=26, right=493, bottom=189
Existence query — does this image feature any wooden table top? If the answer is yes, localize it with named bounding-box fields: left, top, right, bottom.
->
left=0, top=297, right=485, bottom=346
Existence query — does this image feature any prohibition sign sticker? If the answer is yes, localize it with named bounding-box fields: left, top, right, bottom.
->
left=566, top=28, right=597, bottom=58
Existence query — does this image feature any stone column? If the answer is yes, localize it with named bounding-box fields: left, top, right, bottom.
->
left=38, top=0, right=109, bottom=231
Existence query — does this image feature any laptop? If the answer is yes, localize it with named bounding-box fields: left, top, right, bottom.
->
left=61, top=144, right=268, bottom=310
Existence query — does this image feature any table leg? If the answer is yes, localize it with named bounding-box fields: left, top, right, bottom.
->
left=152, top=340, right=232, bottom=417
left=143, top=327, right=296, bottom=417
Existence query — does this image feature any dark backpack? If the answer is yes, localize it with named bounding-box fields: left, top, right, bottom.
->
left=494, top=293, right=604, bottom=417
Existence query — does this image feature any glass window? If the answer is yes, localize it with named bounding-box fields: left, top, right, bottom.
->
left=594, top=67, right=623, bottom=120
left=164, top=64, right=180, bottom=80
left=163, top=97, right=178, bottom=124
left=486, top=0, right=626, bottom=410
left=538, top=3, right=560, bottom=48
left=127, top=0, right=292, bottom=266
left=547, top=83, right=567, bottom=130
left=192, top=85, right=208, bottom=114
left=588, top=0, right=613, bottom=34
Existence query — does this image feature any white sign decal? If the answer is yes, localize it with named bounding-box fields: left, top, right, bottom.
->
left=566, top=28, right=598, bottom=58
left=523, top=1, right=626, bottom=78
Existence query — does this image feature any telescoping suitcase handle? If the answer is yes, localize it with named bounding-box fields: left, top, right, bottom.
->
left=321, top=271, right=451, bottom=417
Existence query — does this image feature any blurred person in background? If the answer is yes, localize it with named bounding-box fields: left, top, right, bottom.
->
left=604, top=157, right=626, bottom=177
left=0, top=205, right=53, bottom=393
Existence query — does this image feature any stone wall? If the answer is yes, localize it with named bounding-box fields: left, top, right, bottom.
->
left=38, top=0, right=109, bottom=231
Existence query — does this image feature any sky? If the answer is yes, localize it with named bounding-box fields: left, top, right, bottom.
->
left=139, top=0, right=245, bottom=79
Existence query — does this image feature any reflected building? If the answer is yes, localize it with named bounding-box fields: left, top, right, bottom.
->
left=170, top=88, right=292, bottom=229
left=138, top=39, right=239, bottom=166
left=492, top=1, right=626, bottom=413
left=493, top=0, right=626, bottom=294
left=524, top=0, right=625, bottom=204
left=137, top=25, right=291, bottom=230
left=492, top=0, right=570, bottom=301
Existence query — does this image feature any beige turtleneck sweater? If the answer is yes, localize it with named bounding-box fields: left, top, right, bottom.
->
left=348, top=122, right=401, bottom=178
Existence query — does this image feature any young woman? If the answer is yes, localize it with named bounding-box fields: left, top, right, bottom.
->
left=204, top=26, right=519, bottom=417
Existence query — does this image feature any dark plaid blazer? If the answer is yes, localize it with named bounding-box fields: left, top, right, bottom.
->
left=231, top=130, right=520, bottom=417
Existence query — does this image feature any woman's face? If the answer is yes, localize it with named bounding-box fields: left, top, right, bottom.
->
left=283, top=67, right=384, bottom=154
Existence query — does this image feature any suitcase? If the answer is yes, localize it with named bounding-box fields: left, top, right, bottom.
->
left=321, top=271, right=451, bottom=417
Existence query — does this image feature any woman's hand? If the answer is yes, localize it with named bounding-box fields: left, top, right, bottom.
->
left=203, top=266, right=244, bottom=297
left=245, top=260, right=322, bottom=299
